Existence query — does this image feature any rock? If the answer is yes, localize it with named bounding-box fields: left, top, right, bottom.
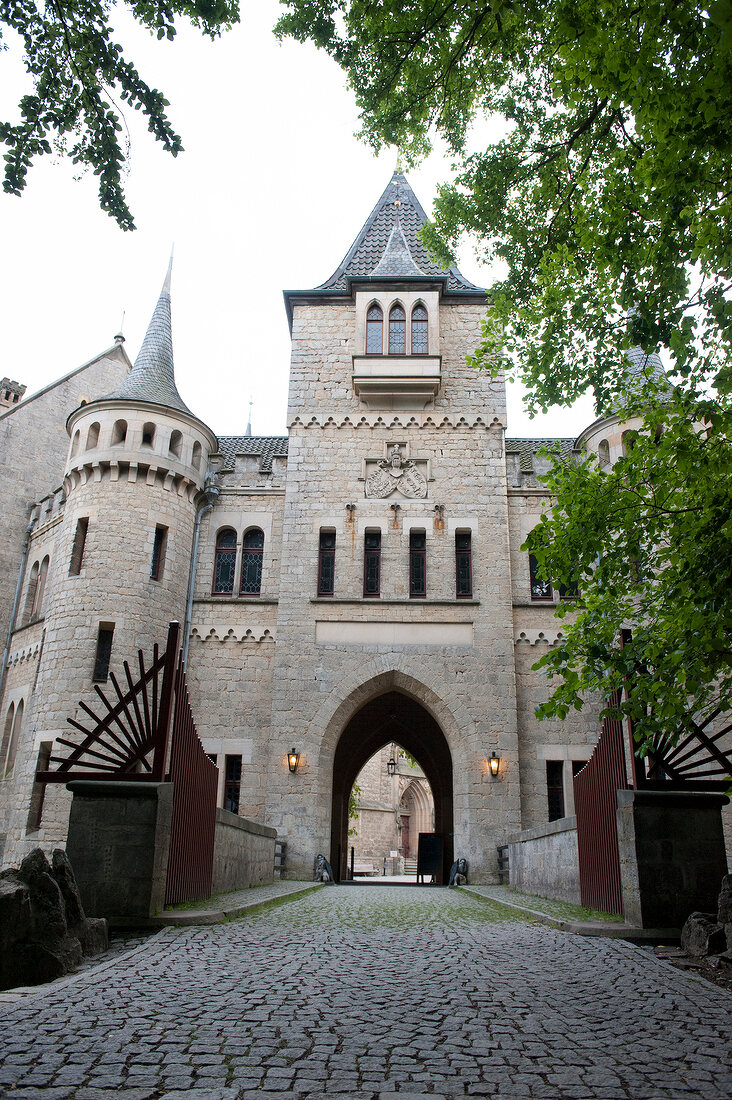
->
left=681, top=911, right=727, bottom=957
left=717, top=874, right=732, bottom=924
left=78, top=916, right=109, bottom=956
left=51, top=848, right=86, bottom=926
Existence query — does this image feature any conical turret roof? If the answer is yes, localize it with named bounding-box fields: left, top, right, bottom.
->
left=317, top=171, right=483, bottom=294
left=105, top=260, right=193, bottom=415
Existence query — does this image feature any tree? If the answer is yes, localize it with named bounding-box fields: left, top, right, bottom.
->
left=277, top=0, right=732, bottom=759
left=1, top=0, right=238, bottom=230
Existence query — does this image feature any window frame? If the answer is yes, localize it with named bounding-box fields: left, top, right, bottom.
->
left=150, top=524, right=168, bottom=581
left=93, top=623, right=115, bottom=684
left=546, top=760, right=565, bottom=821
left=409, top=529, right=426, bottom=599
left=69, top=517, right=89, bottom=576
left=239, top=527, right=264, bottom=597
left=363, top=530, right=381, bottom=598
left=317, top=529, right=336, bottom=597
left=366, top=303, right=383, bottom=355
left=212, top=527, right=237, bottom=596
left=455, top=531, right=473, bottom=599
left=529, top=552, right=553, bottom=601
left=388, top=303, right=406, bottom=355
left=411, top=303, right=428, bottom=355
left=224, top=754, right=242, bottom=814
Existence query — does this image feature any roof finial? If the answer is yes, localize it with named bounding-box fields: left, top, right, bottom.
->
left=245, top=397, right=253, bottom=437
left=163, top=245, right=174, bottom=297
left=115, top=309, right=125, bottom=344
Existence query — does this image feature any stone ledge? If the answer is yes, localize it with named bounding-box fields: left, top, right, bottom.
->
left=505, top=815, right=577, bottom=845
left=215, top=808, right=276, bottom=839
left=311, top=597, right=480, bottom=606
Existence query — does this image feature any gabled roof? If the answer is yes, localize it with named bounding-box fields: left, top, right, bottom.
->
left=317, top=172, right=483, bottom=294
left=216, top=435, right=288, bottom=473
left=103, top=261, right=193, bottom=416
left=505, top=437, right=577, bottom=473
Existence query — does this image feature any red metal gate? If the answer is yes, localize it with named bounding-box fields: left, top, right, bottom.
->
left=573, top=695, right=628, bottom=915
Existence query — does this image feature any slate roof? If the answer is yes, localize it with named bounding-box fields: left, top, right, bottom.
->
left=216, top=435, right=289, bottom=473
left=317, top=172, right=484, bottom=294
left=505, top=438, right=576, bottom=473
left=104, top=262, right=193, bottom=416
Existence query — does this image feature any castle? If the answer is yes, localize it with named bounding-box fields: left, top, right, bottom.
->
left=0, top=172, right=670, bottom=882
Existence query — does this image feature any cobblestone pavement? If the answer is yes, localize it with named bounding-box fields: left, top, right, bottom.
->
left=0, top=885, right=730, bottom=1100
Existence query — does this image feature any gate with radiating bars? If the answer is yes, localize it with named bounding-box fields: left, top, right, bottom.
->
left=38, top=621, right=218, bottom=907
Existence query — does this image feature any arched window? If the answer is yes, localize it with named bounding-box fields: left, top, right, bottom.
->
left=598, top=439, right=610, bottom=467
left=2, top=703, right=14, bottom=776
left=5, top=699, right=23, bottom=775
left=70, top=430, right=80, bottom=459
left=213, top=528, right=237, bottom=595
left=411, top=304, right=428, bottom=354
left=192, top=441, right=202, bottom=470
left=169, top=430, right=182, bottom=459
left=240, top=528, right=264, bottom=596
left=621, top=430, right=635, bottom=457
left=34, top=556, right=49, bottom=618
left=23, top=561, right=39, bottom=625
left=111, top=419, right=127, bottom=445
left=366, top=303, right=383, bottom=354
left=141, top=422, right=156, bottom=447
left=86, top=422, right=100, bottom=449
left=389, top=304, right=406, bottom=354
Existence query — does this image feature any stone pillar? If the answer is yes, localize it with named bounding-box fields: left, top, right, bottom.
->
left=65, top=781, right=173, bottom=926
left=616, top=789, right=730, bottom=929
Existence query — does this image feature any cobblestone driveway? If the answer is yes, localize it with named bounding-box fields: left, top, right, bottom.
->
left=0, top=885, right=730, bottom=1100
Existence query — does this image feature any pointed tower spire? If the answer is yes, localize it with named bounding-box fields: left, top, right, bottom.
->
left=105, top=255, right=192, bottom=415
left=245, top=398, right=253, bottom=437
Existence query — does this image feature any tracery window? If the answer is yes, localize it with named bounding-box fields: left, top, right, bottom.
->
left=240, top=528, right=264, bottom=596
left=366, top=304, right=383, bottom=354
left=411, top=304, right=428, bottom=354
left=213, top=528, right=237, bottom=595
left=455, top=532, right=472, bottom=598
left=389, top=304, right=406, bottom=354
left=409, top=530, right=426, bottom=598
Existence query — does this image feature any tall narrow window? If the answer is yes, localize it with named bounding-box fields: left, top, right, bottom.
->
left=389, top=304, right=406, bottom=354
left=598, top=439, right=610, bottom=467
left=409, top=530, right=426, bottom=598
left=70, top=431, right=80, bottom=459
left=366, top=304, right=383, bottom=354
left=111, top=419, right=127, bottom=445
left=169, top=430, right=182, bottom=458
left=141, top=422, right=156, bottom=447
left=224, top=754, right=242, bottom=814
left=34, top=556, right=49, bottom=618
left=213, top=528, right=237, bottom=595
left=192, top=441, right=202, bottom=470
left=4, top=700, right=23, bottom=777
left=2, top=703, right=14, bottom=776
left=363, top=531, right=381, bottom=597
left=529, top=553, right=553, bottom=600
left=93, top=623, right=115, bottom=683
left=23, top=562, right=39, bottom=625
left=546, top=760, right=565, bottom=821
left=318, top=530, right=336, bottom=597
left=411, top=304, right=428, bottom=354
left=86, top=422, right=100, bottom=449
left=69, top=518, right=89, bottom=575
left=150, top=525, right=168, bottom=580
left=240, top=528, right=264, bottom=596
left=26, top=742, right=51, bottom=833
left=455, top=532, right=472, bottom=598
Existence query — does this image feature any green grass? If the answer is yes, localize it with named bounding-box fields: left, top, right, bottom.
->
left=473, top=885, right=623, bottom=923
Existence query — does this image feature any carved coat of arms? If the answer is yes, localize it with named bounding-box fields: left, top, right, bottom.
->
left=365, top=445, right=428, bottom=499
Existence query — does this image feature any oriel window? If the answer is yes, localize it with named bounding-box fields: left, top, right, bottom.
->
left=363, top=531, right=381, bottom=597
left=213, top=528, right=237, bottom=595
left=409, top=530, right=426, bottom=598
left=389, top=304, right=406, bottom=354
left=455, top=532, right=472, bottom=598
left=411, top=304, right=428, bottom=354
left=529, top=553, right=553, bottom=600
left=240, top=528, right=264, bottom=596
left=366, top=304, right=383, bottom=354
left=318, top=530, right=336, bottom=597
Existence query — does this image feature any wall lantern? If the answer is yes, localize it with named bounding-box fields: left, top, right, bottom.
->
left=488, top=752, right=501, bottom=778
left=287, top=749, right=300, bottom=774
left=387, top=756, right=397, bottom=777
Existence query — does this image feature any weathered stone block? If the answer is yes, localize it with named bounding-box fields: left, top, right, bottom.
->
left=681, top=912, right=727, bottom=957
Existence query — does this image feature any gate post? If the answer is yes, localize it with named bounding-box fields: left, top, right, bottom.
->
left=66, top=780, right=173, bottom=926
left=616, top=789, right=729, bottom=929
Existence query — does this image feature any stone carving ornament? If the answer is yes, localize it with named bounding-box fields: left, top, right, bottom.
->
left=365, top=444, right=427, bottom=499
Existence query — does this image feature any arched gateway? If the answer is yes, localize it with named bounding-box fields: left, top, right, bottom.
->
left=330, top=691, right=453, bottom=882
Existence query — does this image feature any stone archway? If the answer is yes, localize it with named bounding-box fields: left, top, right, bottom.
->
left=330, top=691, right=453, bottom=882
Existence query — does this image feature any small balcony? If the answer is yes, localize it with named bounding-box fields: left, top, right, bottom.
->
left=352, top=355, right=442, bottom=410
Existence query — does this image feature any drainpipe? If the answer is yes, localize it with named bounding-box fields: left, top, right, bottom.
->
left=182, top=475, right=220, bottom=666
left=0, top=516, right=35, bottom=703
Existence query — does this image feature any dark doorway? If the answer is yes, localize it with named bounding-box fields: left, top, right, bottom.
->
left=330, top=691, right=454, bottom=882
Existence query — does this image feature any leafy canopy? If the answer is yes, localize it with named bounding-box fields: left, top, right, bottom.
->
left=1, top=0, right=238, bottom=229
left=277, top=0, right=732, bottom=757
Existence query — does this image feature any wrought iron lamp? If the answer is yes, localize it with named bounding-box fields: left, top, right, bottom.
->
left=287, top=748, right=300, bottom=774
left=387, top=755, right=397, bottom=777
left=488, top=751, right=500, bottom=777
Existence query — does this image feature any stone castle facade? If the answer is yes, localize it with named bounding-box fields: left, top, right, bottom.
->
left=0, top=172, right=674, bottom=882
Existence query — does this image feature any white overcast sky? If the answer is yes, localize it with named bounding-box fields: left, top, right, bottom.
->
left=0, top=1, right=594, bottom=439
